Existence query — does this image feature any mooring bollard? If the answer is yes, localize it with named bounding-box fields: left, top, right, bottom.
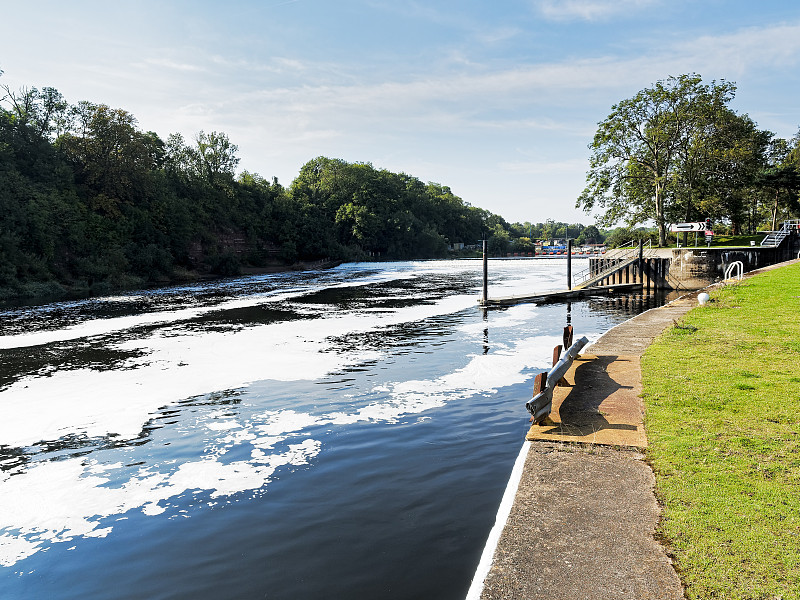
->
left=563, top=325, right=573, bottom=349
left=551, top=345, right=562, bottom=366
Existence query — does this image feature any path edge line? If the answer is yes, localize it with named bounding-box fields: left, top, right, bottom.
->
left=464, top=441, right=531, bottom=600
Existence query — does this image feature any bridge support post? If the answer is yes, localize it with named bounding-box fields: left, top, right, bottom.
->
left=567, top=239, right=573, bottom=290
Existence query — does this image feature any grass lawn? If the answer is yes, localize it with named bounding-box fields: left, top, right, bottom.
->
left=708, top=234, right=765, bottom=247
left=642, top=262, right=800, bottom=599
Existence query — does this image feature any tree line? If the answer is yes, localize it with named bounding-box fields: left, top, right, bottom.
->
left=2, top=72, right=545, bottom=301
left=578, top=73, right=800, bottom=245
left=6, top=70, right=791, bottom=301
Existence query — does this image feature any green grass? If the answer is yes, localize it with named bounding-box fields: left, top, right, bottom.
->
left=707, top=234, right=764, bottom=247
left=642, top=262, right=800, bottom=599
left=614, top=235, right=764, bottom=250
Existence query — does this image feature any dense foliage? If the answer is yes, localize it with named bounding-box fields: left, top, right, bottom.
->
left=578, top=73, right=800, bottom=245
left=2, top=74, right=545, bottom=300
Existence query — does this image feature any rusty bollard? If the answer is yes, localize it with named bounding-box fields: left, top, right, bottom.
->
left=563, top=325, right=573, bottom=350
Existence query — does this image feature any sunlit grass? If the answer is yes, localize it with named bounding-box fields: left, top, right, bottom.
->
left=642, top=262, right=800, bottom=599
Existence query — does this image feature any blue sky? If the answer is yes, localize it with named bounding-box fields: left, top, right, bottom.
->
left=2, top=0, right=799, bottom=224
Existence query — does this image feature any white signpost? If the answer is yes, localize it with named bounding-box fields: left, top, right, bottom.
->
left=670, top=221, right=708, bottom=232
left=671, top=221, right=712, bottom=247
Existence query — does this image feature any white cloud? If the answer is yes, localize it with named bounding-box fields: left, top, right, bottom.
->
left=143, top=58, right=206, bottom=72
left=535, top=0, right=659, bottom=21
left=499, top=157, right=589, bottom=175
left=676, top=22, right=800, bottom=76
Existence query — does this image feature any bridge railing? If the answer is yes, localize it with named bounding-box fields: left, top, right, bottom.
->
left=573, top=240, right=652, bottom=287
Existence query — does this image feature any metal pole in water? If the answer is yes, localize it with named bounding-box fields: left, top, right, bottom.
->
left=638, top=239, right=643, bottom=285
left=567, top=239, right=573, bottom=290
left=482, top=239, right=488, bottom=304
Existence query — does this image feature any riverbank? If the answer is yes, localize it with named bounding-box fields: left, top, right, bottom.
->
left=642, top=260, right=800, bottom=598
left=469, top=258, right=800, bottom=599
left=0, top=258, right=340, bottom=308
left=469, top=290, right=696, bottom=599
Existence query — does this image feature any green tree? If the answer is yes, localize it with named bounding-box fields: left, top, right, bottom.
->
left=194, top=130, right=239, bottom=184
left=512, top=236, right=534, bottom=253
left=487, top=224, right=510, bottom=255
left=576, top=225, right=603, bottom=245
left=578, top=74, right=738, bottom=246
left=674, top=109, right=771, bottom=235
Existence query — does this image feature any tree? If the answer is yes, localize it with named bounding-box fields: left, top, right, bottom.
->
left=757, top=164, right=800, bottom=231
left=57, top=103, right=163, bottom=212
left=487, top=224, right=510, bottom=255
left=757, top=133, right=800, bottom=231
left=576, top=225, right=603, bottom=245
left=695, top=112, right=771, bottom=234
left=194, top=130, right=239, bottom=184
left=578, top=74, right=738, bottom=246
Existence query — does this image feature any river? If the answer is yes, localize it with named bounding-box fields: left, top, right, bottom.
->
left=0, top=259, right=667, bottom=599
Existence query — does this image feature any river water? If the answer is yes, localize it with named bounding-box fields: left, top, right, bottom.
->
left=0, top=259, right=666, bottom=599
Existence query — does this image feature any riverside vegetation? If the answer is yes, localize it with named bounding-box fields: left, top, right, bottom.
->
left=4, top=70, right=797, bottom=303
left=1, top=71, right=596, bottom=302
left=642, top=262, right=800, bottom=599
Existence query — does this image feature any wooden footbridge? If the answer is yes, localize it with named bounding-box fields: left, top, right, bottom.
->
left=479, top=240, right=660, bottom=307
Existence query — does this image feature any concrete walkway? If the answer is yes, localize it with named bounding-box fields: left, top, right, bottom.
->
left=470, top=291, right=704, bottom=600
left=468, top=259, right=799, bottom=600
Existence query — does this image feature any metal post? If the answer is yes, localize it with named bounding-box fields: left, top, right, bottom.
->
left=482, top=239, right=488, bottom=304
left=567, top=239, right=573, bottom=290
left=638, top=239, right=643, bottom=285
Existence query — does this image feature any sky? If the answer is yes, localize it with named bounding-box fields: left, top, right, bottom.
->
left=1, top=0, right=799, bottom=225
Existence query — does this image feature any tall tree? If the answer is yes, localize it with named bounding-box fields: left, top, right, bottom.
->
left=194, top=130, right=239, bottom=184
left=696, top=112, right=771, bottom=234
left=756, top=136, right=800, bottom=232
left=577, top=74, right=738, bottom=246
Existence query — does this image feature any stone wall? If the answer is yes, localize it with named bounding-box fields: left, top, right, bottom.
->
left=592, top=233, right=799, bottom=290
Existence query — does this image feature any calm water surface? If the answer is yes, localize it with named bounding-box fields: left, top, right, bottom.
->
left=0, top=259, right=668, bottom=599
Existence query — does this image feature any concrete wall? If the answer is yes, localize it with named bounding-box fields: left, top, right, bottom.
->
left=669, top=236, right=799, bottom=289
left=592, top=233, right=799, bottom=290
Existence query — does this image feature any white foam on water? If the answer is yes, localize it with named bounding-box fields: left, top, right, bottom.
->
left=0, top=262, right=428, bottom=351
left=0, top=318, right=562, bottom=568
left=359, top=333, right=562, bottom=419
left=456, top=303, right=540, bottom=336
left=0, top=425, right=322, bottom=567
left=0, top=289, right=302, bottom=350
left=0, top=261, right=575, bottom=569
left=0, top=293, right=478, bottom=449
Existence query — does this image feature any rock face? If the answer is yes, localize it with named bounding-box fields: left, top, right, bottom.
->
left=186, top=229, right=284, bottom=274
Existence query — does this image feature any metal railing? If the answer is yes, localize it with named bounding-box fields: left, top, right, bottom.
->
left=724, top=261, right=744, bottom=281
left=761, top=220, right=800, bottom=247
left=573, top=240, right=653, bottom=288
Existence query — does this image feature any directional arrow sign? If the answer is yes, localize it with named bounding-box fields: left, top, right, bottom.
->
left=670, top=222, right=708, bottom=232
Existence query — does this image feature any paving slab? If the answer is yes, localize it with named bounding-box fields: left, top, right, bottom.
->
left=478, top=444, right=684, bottom=600
left=525, top=354, right=647, bottom=448
left=524, top=290, right=702, bottom=448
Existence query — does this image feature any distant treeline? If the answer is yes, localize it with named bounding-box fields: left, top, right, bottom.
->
left=0, top=76, right=602, bottom=301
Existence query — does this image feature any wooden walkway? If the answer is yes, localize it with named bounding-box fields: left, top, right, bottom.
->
left=478, top=283, right=643, bottom=307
